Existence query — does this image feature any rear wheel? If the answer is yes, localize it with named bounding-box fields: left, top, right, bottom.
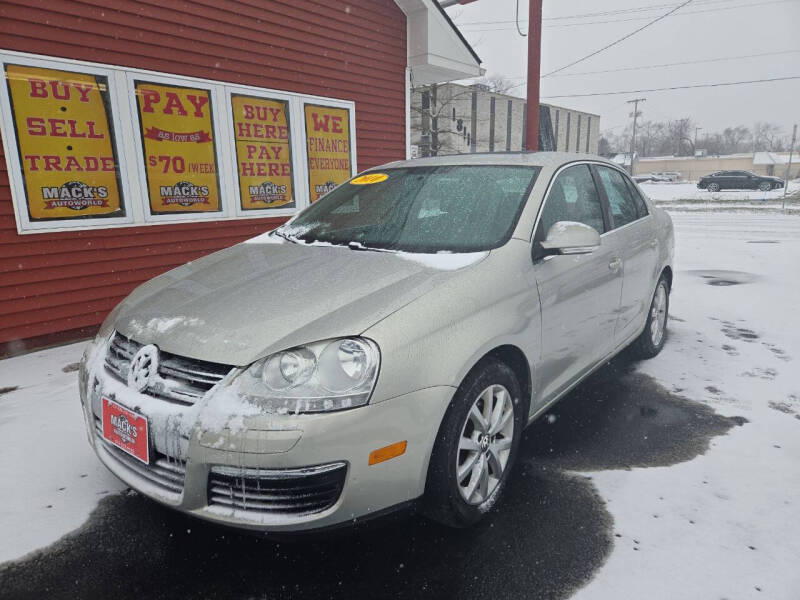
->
left=630, top=275, right=670, bottom=359
left=707, top=182, right=720, bottom=192
left=758, top=181, right=772, bottom=192
left=423, top=359, right=525, bottom=527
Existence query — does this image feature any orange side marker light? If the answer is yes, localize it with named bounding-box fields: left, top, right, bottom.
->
left=368, top=441, right=407, bottom=466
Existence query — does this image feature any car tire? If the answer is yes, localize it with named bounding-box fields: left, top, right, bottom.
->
left=758, top=181, right=772, bottom=192
left=707, top=182, right=720, bottom=192
left=629, top=275, right=670, bottom=359
left=422, top=359, right=525, bottom=528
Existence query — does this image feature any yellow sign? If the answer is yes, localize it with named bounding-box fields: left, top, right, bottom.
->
left=304, top=104, right=351, bottom=202
left=350, top=173, right=388, bottom=185
left=5, top=64, right=124, bottom=220
left=231, top=95, right=294, bottom=210
left=134, top=81, right=220, bottom=214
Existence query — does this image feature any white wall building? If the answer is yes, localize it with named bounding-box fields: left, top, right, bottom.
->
left=411, top=82, right=600, bottom=156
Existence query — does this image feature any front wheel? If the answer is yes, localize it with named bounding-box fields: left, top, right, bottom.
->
left=707, top=182, right=720, bottom=192
left=630, top=275, right=670, bottom=359
left=758, top=181, right=772, bottom=192
left=423, top=359, right=525, bottom=527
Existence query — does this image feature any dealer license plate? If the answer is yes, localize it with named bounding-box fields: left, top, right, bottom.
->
left=101, top=396, right=150, bottom=464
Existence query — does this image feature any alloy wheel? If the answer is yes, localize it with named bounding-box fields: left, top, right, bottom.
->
left=650, top=283, right=668, bottom=346
left=456, top=384, right=514, bottom=505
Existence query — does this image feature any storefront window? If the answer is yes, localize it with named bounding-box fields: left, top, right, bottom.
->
left=133, top=80, right=221, bottom=215
left=304, top=104, right=353, bottom=202
left=230, top=94, right=294, bottom=211
left=4, top=64, right=125, bottom=222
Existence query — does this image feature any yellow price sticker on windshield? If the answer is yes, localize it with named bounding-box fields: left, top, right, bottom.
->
left=350, top=173, right=388, bottom=185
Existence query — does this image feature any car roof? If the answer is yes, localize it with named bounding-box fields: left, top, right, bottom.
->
left=378, top=151, right=617, bottom=171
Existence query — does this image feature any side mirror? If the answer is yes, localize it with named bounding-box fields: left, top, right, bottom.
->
left=540, top=221, right=601, bottom=255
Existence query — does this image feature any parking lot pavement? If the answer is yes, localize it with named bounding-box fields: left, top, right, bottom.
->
left=1, top=211, right=799, bottom=599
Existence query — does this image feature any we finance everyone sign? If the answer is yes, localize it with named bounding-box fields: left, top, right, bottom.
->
left=231, top=94, right=294, bottom=210
left=134, top=81, right=221, bottom=214
left=304, top=104, right=352, bottom=202
left=4, top=64, right=124, bottom=221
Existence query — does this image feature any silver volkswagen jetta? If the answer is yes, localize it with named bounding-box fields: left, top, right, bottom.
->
left=79, top=152, right=674, bottom=531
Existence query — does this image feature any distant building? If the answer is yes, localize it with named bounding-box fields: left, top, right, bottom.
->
left=411, top=82, right=600, bottom=156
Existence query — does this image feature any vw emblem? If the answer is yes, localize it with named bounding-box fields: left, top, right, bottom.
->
left=128, top=344, right=159, bottom=392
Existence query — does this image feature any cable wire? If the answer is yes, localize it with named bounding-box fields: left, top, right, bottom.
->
left=541, top=0, right=695, bottom=77
left=460, top=0, right=795, bottom=31
left=501, top=49, right=800, bottom=80
left=515, top=0, right=527, bottom=36
left=541, top=75, right=800, bottom=98
left=457, top=0, right=731, bottom=25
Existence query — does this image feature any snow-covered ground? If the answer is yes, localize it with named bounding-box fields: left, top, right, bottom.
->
left=576, top=212, right=800, bottom=600
left=0, top=343, right=125, bottom=563
left=0, top=210, right=799, bottom=598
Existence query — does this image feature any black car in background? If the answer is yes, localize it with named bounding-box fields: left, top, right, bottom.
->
left=698, top=170, right=784, bottom=192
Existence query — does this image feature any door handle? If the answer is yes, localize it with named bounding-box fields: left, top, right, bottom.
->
left=649, top=238, right=657, bottom=248
left=608, top=258, right=622, bottom=271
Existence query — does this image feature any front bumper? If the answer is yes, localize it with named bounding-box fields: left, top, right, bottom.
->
left=79, top=340, right=454, bottom=532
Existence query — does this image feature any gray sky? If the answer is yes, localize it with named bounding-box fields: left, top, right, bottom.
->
left=446, top=0, right=800, bottom=139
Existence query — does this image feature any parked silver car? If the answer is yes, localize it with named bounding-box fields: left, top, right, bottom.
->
left=79, top=152, right=674, bottom=531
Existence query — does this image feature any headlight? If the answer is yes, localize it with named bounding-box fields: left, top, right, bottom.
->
left=232, top=338, right=380, bottom=414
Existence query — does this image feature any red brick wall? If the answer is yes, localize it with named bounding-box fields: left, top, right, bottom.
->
left=0, top=0, right=407, bottom=354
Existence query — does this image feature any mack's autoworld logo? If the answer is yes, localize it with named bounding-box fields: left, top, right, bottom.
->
left=315, top=180, right=337, bottom=196
left=41, top=181, right=110, bottom=210
left=249, top=180, right=287, bottom=204
left=159, top=180, right=210, bottom=207
left=110, top=413, right=138, bottom=442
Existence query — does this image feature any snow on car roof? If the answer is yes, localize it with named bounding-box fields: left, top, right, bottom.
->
left=380, top=151, right=616, bottom=171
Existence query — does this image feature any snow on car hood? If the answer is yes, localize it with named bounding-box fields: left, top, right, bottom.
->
left=114, top=239, right=487, bottom=366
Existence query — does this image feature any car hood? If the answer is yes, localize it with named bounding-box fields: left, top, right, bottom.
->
left=114, top=239, right=486, bottom=366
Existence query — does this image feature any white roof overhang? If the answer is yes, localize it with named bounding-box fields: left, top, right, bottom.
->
left=394, top=0, right=483, bottom=84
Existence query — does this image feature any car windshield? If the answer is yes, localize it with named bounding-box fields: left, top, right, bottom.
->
left=278, top=165, right=540, bottom=253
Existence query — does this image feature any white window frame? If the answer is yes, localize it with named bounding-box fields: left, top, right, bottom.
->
left=0, top=49, right=357, bottom=234
left=223, top=86, right=307, bottom=219
left=0, top=53, right=135, bottom=232
left=124, top=71, right=231, bottom=224
left=300, top=98, right=359, bottom=197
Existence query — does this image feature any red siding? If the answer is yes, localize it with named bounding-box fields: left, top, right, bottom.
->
left=0, top=0, right=407, bottom=354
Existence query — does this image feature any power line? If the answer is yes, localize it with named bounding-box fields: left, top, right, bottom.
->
left=498, top=49, right=800, bottom=81
left=541, top=0, right=696, bottom=77
left=541, top=75, right=800, bottom=98
left=524, top=49, right=800, bottom=79
left=456, top=0, right=731, bottom=25
left=460, top=0, right=795, bottom=32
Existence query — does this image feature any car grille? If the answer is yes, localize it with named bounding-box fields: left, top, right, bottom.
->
left=208, top=462, right=347, bottom=515
left=104, top=331, right=233, bottom=405
left=94, top=415, right=186, bottom=495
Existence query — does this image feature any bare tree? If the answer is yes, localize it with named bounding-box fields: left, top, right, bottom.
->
left=721, top=125, right=751, bottom=154
left=753, top=122, right=784, bottom=152
left=411, top=83, right=483, bottom=156
left=474, top=74, right=518, bottom=95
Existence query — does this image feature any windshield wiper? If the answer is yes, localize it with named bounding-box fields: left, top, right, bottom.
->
left=347, top=241, right=396, bottom=253
left=273, top=229, right=299, bottom=244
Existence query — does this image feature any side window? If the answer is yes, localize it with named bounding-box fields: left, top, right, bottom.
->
left=595, top=166, right=640, bottom=229
left=534, top=164, right=605, bottom=254
left=624, top=177, right=649, bottom=219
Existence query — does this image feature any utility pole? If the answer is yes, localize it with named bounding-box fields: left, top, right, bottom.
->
left=627, top=98, right=646, bottom=175
left=694, top=126, right=702, bottom=154
left=783, top=123, right=797, bottom=209
left=525, top=0, right=543, bottom=152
